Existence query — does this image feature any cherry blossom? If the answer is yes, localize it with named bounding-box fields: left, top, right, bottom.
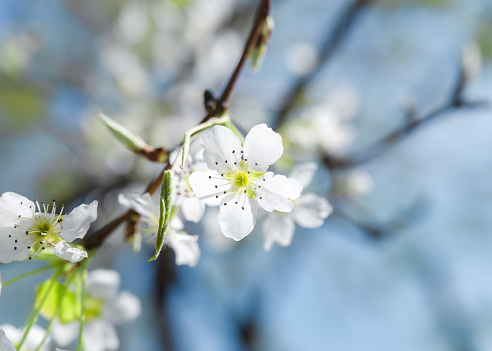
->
left=118, top=192, right=200, bottom=266
left=51, top=269, right=140, bottom=351
left=171, top=149, right=208, bottom=223
left=0, top=324, right=50, bottom=351
left=189, top=124, right=302, bottom=240
left=262, top=162, right=333, bottom=250
left=0, top=192, right=97, bottom=263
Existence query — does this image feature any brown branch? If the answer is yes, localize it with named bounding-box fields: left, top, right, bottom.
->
left=219, top=0, right=271, bottom=110
left=82, top=0, right=269, bottom=250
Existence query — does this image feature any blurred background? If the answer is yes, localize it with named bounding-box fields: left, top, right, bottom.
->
left=1, top=0, right=492, bottom=350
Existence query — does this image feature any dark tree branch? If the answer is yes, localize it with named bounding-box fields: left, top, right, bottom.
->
left=272, top=0, right=374, bottom=130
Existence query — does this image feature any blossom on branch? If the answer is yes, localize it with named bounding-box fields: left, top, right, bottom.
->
left=262, top=162, right=333, bottom=250
left=51, top=269, right=140, bottom=351
left=118, top=192, right=200, bottom=266
left=0, top=324, right=51, bottom=351
left=0, top=192, right=97, bottom=263
left=189, top=124, right=302, bottom=240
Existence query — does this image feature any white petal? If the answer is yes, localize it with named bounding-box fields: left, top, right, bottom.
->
left=256, top=173, right=303, bottom=212
left=200, top=125, right=243, bottom=171
left=292, top=193, right=333, bottom=228
left=118, top=192, right=156, bottom=219
left=86, top=269, right=120, bottom=299
left=243, top=124, right=283, bottom=172
left=59, top=201, right=98, bottom=242
left=0, top=226, right=34, bottom=263
left=50, top=321, right=79, bottom=347
left=104, top=291, right=141, bottom=325
left=0, top=329, right=16, bottom=351
left=21, top=324, right=49, bottom=350
left=166, top=232, right=201, bottom=267
left=188, top=171, right=231, bottom=206
left=181, top=197, right=205, bottom=223
left=218, top=195, right=256, bottom=241
left=0, top=192, right=35, bottom=227
left=52, top=241, right=88, bottom=263
left=288, top=162, right=318, bottom=188
left=262, top=212, right=295, bottom=251
left=84, top=320, right=119, bottom=351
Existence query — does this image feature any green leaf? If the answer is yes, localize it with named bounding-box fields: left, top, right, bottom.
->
left=97, top=112, right=150, bottom=151
left=36, top=280, right=80, bottom=323
left=149, top=170, right=173, bottom=261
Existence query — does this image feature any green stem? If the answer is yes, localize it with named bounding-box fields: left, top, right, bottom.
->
left=17, top=266, right=63, bottom=350
left=2, top=263, right=59, bottom=288
left=176, top=114, right=231, bottom=170
left=77, top=260, right=88, bottom=351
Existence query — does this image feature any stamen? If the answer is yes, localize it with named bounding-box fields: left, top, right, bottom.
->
left=42, top=201, right=47, bottom=213
left=35, top=200, right=42, bottom=213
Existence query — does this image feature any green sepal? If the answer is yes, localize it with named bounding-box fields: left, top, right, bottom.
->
left=97, top=112, right=150, bottom=151
left=36, top=280, right=80, bottom=323
left=149, top=170, right=173, bottom=261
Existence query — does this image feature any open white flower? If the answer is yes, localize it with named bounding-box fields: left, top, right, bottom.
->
left=0, top=324, right=50, bottom=351
left=189, top=124, right=302, bottom=240
left=0, top=192, right=97, bottom=263
left=262, top=162, right=333, bottom=251
left=0, top=329, right=15, bottom=351
left=171, top=149, right=208, bottom=223
left=118, top=192, right=200, bottom=266
left=51, top=269, right=141, bottom=351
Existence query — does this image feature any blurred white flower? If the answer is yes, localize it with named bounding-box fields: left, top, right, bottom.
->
left=51, top=269, right=141, bottom=351
left=0, top=324, right=50, bottom=351
left=0, top=192, right=97, bottom=263
left=189, top=124, right=302, bottom=241
left=344, top=169, right=374, bottom=196
left=118, top=193, right=200, bottom=266
left=286, top=88, right=358, bottom=156
left=262, top=162, right=333, bottom=251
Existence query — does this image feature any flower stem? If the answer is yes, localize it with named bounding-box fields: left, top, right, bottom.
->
left=77, top=260, right=88, bottom=351
left=2, top=263, right=59, bottom=288
left=17, top=266, right=63, bottom=350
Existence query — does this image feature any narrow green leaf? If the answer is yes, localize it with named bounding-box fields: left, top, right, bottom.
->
left=97, top=112, right=150, bottom=151
left=149, top=170, right=173, bottom=261
left=181, top=133, right=190, bottom=168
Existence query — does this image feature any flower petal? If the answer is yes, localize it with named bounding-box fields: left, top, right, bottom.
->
left=59, top=201, right=98, bottom=242
left=201, top=125, right=243, bottom=171
left=104, top=291, right=141, bottom=325
left=262, top=212, right=295, bottom=251
left=218, top=195, right=256, bottom=240
left=0, top=329, right=16, bottom=351
left=118, top=192, right=157, bottom=219
left=256, top=172, right=303, bottom=212
left=292, top=193, right=333, bottom=228
left=181, top=196, right=205, bottom=223
left=166, top=232, right=201, bottom=267
left=85, top=269, right=120, bottom=299
left=52, top=241, right=88, bottom=263
left=288, top=162, right=318, bottom=188
left=188, top=170, right=231, bottom=206
left=0, top=192, right=35, bottom=227
left=243, top=124, right=283, bottom=172
left=0, top=226, right=33, bottom=263
left=84, top=320, right=119, bottom=351
left=51, top=321, right=79, bottom=347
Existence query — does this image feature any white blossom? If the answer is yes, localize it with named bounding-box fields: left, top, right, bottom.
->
left=0, top=192, right=97, bottom=263
left=189, top=124, right=302, bottom=240
left=118, top=192, right=200, bottom=267
left=171, top=149, right=208, bottom=223
left=51, top=269, right=141, bottom=351
left=262, top=162, right=333, bottom=251
left=0, top=324, right=50, bottom=351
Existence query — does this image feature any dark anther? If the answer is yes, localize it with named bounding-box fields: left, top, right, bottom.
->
left=225, top=160, right=228, bottom=163
left=215, top=185, right=218, bottom=188
left=27, top=246, right=31, bottom=249
left=223, top=191, right=226, bottom=194
left=216, top=195, right=219, bottom=198
left=234, top=162, right=237, bottom=165
left=15, top=240, right=17, bottom=243
left=235, top=202, right=238, bottom=204
left=209, top=176, right=211, bottom=179
left=244, top=190, right=246, bottom=193
left=29, top=257, right=32, bottom=260
left=232, top=150, right=235, bottom=153
left=14, top=247, right=17, bottom=250
left=215, top=162, right=218, bottom=165
left=242, top=207, right=244, bottom=210
left=8, top=235, right=11, bottom=238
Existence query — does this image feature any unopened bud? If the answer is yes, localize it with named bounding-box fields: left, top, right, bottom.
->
left=250, top=15, right=274, bottom=72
